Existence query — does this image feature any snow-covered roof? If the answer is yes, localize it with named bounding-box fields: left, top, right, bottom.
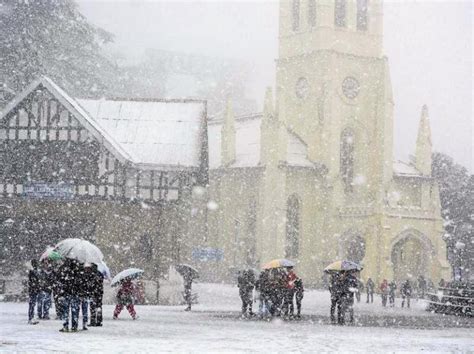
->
left=393, top=160, right=422, bottom=177
left=76, top=98, right=205, bottom=168
left=0, top=77, right=206, bottom=170
left=208, top=114, right=316, bottom=169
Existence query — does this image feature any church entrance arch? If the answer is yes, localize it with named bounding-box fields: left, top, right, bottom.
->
left=391, top=231, right=430, bottom=283
left=339, top=231, right=365, bottom=264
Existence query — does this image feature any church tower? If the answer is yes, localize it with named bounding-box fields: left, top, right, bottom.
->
left=276, top=0, right=393, bottom=205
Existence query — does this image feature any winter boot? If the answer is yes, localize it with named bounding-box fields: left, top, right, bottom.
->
left=59, top=327, right=69, bottom=333
left=28, top=319, right=39, bottom=325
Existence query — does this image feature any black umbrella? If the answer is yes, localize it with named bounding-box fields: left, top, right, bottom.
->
left=175, top=264, right=199, bottom=280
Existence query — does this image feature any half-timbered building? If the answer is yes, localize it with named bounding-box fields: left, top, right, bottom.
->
left=0, top=77, right=208, bottom=280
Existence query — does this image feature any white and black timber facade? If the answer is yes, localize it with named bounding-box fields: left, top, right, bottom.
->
left=0, top=77, right=208, bottom=280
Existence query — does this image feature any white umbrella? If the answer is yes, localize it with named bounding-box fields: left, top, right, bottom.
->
left=55, top=238, right=104, bottom=265
left=111, top=268, right=144, bottom=287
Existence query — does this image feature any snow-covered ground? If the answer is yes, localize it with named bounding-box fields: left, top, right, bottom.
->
left=1, top=283, right=472, bottom=353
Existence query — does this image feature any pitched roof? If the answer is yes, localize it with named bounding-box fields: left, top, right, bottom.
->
left=208, top=114, right=316, bottom=169
left=393, top=160, right=423, bottom=177
left=0, top=77, right=206, bottom=170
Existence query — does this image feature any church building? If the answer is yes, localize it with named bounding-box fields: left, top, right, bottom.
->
left=206, top=0, right=450, bottom=285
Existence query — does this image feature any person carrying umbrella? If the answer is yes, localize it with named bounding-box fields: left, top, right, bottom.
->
left=113, top=278, right=138, bottom=320
left=111, top=268, right=144, bottom=320
left=58, top=259, right=82, bottom=332
left=174, top=264, right=199, bottom=311
left=325, top=260, right=362, bottom=325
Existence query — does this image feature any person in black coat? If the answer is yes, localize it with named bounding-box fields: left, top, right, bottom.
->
left=294, top=277, right=304, bottom=318
left=388, top=281, right=397, bottom=307
left=78, top=264, right=95, bottom=330
left=58, top=259, right=82, bottom=332
left=28, top=260, right=40, bottom=324
left=329, top=273, right=344, bottom=324
left=37, top=262, right=54, bottom=320
left=237, top=270, right=256, bottom=317
left=366, top=278, right=375, bottom=303
left=341, top=272, right=357, bottom=324
left=401, top=280, right=412, bottom=308
left=52, top=264, right=64, bottom=320
left=89, top=264, right=104, bottom=327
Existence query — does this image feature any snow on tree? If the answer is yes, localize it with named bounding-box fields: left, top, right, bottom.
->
left=432, top=152, right=473, bottom=281
left=0, top=0, right=117, bottom=107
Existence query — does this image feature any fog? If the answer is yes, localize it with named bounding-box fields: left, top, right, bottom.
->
left=78, top=0, right=472, bottom=171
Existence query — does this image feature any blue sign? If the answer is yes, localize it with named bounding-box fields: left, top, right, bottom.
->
left=23, top=182, right=75, bottom=200
left=192, top=247, right=224, bottom=262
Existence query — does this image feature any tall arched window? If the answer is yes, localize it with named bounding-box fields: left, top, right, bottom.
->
left=308, top=0, right=316, bottom=27
left=357, top=0, right=368, bottom=31
left=285, top=195, right=300, bottom=259
left=340, top=129, right=355, bottom=192
left=292, top=0, right=300, bottom=31
left=246, top=199, right=257, bottom=266
left=334, top=0, right=346, bottom=27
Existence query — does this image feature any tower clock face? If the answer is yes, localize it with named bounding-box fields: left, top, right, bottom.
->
left=342, top=76, right=360, bottom=99
left=295, top=77, right=309, bottom=99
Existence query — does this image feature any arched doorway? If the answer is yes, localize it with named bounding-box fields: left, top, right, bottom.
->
left=391, top=232, right=430, bottom=283
left=339, top=231, right=365, bottom=264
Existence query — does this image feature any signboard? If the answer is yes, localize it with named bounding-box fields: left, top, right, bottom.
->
left=23, top=182, right=75, bottom=200
left=192, top=247, right=224, bottom=262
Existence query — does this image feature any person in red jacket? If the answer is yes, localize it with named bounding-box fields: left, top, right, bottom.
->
left=379, top=279, right=389, bottom=307
left=282, top=267, right=297, bottom=317
left=113, top=279, right=138, bottom=320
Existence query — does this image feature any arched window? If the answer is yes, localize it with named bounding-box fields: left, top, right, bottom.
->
left=340, top=129, right=355, bottom=192
left=292, top=0, right=300, bottom=31
left=285, top=195, right=300, bottom=259
left=334, top=0, right=346, bottom=27
left=246, top=199, right=257, bottom=266
left=357, top=0, right=368, bottom=31
left=308, top=0, right=316, bottom=27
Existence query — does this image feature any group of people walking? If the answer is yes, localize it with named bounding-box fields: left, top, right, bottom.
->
left=28, top=258, right=104, bottom=332
left=237, top=267, right=304, bottom=319
left=363, top=276, right=432, bottom=308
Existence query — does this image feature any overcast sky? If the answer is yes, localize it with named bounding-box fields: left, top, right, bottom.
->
left=78, top=0, right=473, bottom=172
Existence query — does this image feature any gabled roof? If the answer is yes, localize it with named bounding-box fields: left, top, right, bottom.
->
left=0, top=77, right=206, bottom=171
left=393, top=160, right=423, bottom=177
left=208, top=113, right=317, bottom=169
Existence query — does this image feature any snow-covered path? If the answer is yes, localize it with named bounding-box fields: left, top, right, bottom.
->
left=1, top=283, right=472, bottom=352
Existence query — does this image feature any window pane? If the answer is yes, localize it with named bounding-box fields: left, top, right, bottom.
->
left=357, top=0, right=368, bottom=31
left=308, top=0, right=316, bottom=27
left=335, top=0, right=346, bottom=27
left=292, top=0, right=300, bottom=31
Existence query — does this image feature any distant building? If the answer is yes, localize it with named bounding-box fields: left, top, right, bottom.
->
left=205, top=0, right=450, bottom=285
left=0, top=77, right=208, bottom=278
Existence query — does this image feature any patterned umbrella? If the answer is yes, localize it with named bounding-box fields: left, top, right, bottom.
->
left=39, top=247, right=62, bottom=262
left=262, top=258, right=295, bottom=269
left=324, top=260, right=363, bottom=273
